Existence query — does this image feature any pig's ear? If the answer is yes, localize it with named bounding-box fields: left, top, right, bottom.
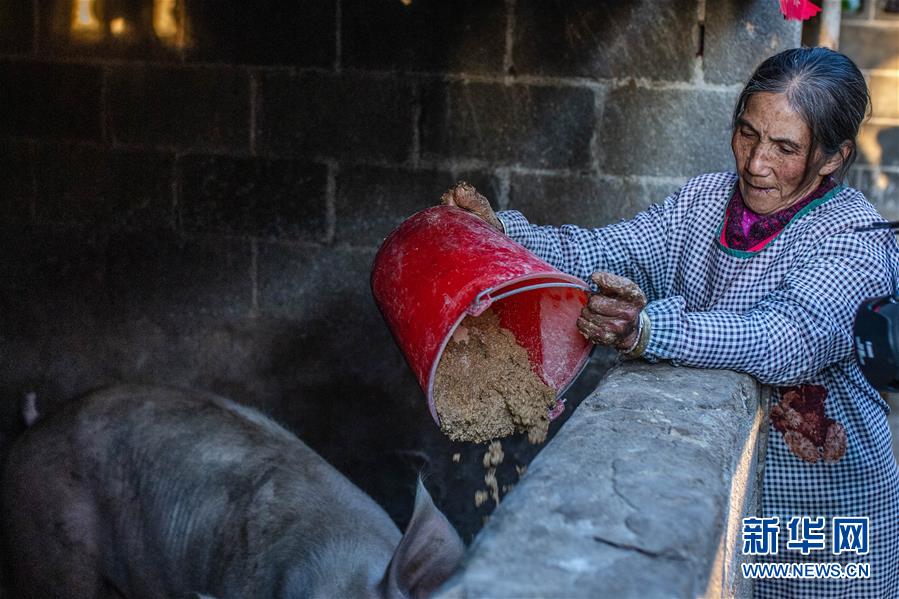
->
left=382, top=478, right=465, bottom=598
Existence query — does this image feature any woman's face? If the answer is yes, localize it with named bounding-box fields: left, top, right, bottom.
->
left=731, top=92, right=822, bottom=215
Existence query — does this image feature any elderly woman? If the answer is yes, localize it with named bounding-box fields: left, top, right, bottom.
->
left=443, top=47, right=899, bottom=597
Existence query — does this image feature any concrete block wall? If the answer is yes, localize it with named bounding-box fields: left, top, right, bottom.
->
left=838, top=0, right=899, bottom=219
left=0, top=0, right=798, bottom=539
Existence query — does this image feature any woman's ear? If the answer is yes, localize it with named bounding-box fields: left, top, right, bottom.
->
left=819, top=141, right=852, bottom=177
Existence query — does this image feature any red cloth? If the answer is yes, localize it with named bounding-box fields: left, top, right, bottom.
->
left=720, top=178, right=836, bottom=252
left=779, top=0, right=822, bottom=20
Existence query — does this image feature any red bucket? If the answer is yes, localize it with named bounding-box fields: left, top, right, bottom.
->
left=371, top=206, right=593, bottom=425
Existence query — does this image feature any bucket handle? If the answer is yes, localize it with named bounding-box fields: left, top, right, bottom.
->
left=468, top=282, right=587, bottom=316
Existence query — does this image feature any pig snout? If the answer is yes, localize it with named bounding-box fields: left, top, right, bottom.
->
left=0, top=385, right=464, bottom=599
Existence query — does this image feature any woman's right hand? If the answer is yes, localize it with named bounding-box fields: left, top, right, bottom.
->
left=577, top=272, right=647, bottom=351
left=440, top=182, right=504, bottom=233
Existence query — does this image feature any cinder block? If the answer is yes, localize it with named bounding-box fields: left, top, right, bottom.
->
left=33, top=143, right=174, bottom=228
left=105, top=231, right=252, bottom=321
left=257, top=245, right=373, bottom=321
left=179, top=154, right=327, bottom=240
left=508, top=173, right=683, bottom=228
left=420, top=81, right=595, bottom=169
left=257, top=71, right=414, bottom=162
left=342, top=0, right=505, bottom=74
left=0, top=1, right=32, bottom=53
left=335, top=165, right=500, bottom=246
left=0, top=60, right=102, bottom=141
left=514, top=0, right=699, bottom=81
left=184, top=0, right=336, bottom=66
left=0, top=141, right=34, bottom=224
left=841, top=23, right=899, bottom=70
left=598, top=86, right=736, bottom=177
left=0, top=224, right=110, bottom=334
left=256, top=244, right=408, bottom=382
left=107, top=65, right=250, bottom=151
left=870, top=73, right=899, bottom=120
left=703, top=0, right=801, bottom=85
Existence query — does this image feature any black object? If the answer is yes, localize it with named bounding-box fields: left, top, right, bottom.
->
left=854, top=296, right=899, bottom=391
left=853, top=220, right=899, bottom=391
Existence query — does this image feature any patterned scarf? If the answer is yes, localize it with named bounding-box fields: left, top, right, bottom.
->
left=722, top=177, right=837, bottom=252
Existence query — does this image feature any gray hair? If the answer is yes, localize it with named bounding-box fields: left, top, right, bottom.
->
left=732, top=47, right=869, bottom=182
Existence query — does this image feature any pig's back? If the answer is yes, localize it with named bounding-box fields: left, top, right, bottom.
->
left=2, top=385, right=401, bottom=599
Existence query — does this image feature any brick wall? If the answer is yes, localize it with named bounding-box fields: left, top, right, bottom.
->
left=838, top=0, right=899, bottom=220
left=0, top=0, right=799, bottom=539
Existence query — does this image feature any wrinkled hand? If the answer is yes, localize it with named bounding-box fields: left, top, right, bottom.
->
left=577, top=272, right=646, bottom=350
left=440, top=182, right=503, bottom=233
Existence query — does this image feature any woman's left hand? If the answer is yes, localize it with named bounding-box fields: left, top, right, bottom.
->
left=577, top=272, right=646, bottom=351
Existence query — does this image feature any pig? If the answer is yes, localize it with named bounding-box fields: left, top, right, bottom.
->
left=1, top=385, right=464, bottom=598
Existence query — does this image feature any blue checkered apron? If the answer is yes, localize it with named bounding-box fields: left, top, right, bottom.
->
left=499, top=172, right=899, bottom=597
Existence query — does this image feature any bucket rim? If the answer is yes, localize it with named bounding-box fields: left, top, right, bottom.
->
left=425, top=272, right=591, bottom=427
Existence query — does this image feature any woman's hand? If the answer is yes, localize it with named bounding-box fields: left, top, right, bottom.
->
left=440, top=182, right=504, bottom=233
left=577, top=272, right=647, bottom=351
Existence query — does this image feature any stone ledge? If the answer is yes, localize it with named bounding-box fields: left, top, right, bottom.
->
left=438, top=361, right=765, bottom=599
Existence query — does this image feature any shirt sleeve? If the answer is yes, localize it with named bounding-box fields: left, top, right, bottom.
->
left=642, top=230, right=897, bottom=386
left=496, top=188, right=683, bottom=301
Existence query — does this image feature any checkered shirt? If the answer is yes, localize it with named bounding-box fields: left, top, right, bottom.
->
left=498, top=172, right=899, bottom=598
